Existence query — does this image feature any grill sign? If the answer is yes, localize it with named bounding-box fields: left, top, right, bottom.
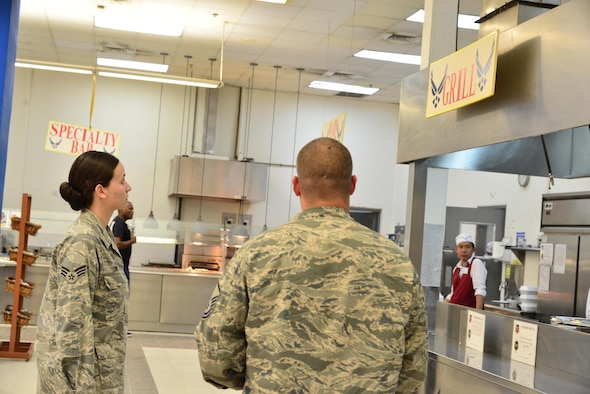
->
left=426, top=31, right=498, bottom=118
left=45, top=120, right=120, bottom=156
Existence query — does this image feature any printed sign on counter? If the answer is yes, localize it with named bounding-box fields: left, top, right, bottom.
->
left=465, top=310, right=486, bottom=352
left=510, top=360, right=536, bottom=388
left=464, top=347, right=483, bottom=370
left=510, top=320, right=538, bottom=366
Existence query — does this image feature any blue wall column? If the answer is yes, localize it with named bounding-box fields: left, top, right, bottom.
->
left=0, top=0, right=20, bottom=210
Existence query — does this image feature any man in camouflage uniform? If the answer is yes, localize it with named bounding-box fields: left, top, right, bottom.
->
left=195, top=137, right=428, bottom=393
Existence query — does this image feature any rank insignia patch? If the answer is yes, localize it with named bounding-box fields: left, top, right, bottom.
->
left=202, top=284, right=220, bottom=320
left=60, top=265, right=87, bottom=284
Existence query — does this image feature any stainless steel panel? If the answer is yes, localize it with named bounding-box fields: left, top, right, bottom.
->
left=537, top=234, right=578, bottom=317
left=423, top=353, right=526, bottom=394
left=431, top=302, right=590, bottom=392
left=577, top=235, right=590, bottom=317
left=541, top=194, right=590, bottom=228
left=398, top=0, right=590, bottom=166
left=168, top=156, right=268, bottom=201
left=160, top=275, right=218, bottom=325
left=478, top=1, right=558, bottom=39
left=423, top=128, right=590, bottom=178
left=128, top=272, right=162, bottom=323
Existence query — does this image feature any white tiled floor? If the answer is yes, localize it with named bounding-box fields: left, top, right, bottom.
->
left=144, top=347, right=240, bottom=394
left=0, top=325, right=241, bottom=393
left=0, top=350, right=38, bottom=393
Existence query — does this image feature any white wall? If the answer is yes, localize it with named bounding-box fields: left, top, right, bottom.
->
left=446, top=169, right=590, bottom=287
left=446, top=169, right=590, bottom=245
left=2, top=68, right=407, bottom=259
left=5, top=69, right=590, bottom=273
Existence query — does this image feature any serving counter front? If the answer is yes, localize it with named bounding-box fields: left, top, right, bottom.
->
left=127, top=267, right=220, bottom=334
left=422, top=302, right=590, bottom=393
left=1, top=258, right=220, bottom=334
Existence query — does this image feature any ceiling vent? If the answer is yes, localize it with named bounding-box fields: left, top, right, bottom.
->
left=381, top=32, right=420, bottom=43
left=99, top=43, right=154, bottom=57
left=335, top=92, right=366, bottom=98
left=321, top=70, right=367, bottom=83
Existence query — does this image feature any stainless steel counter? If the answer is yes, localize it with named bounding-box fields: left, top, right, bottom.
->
left=130, top=265, right=222, bottom=278
left=484, top=303, right=522, bottom=317
left=421, top=302, right=590, bottom=393
left=128, top=267, right=220, bottom=334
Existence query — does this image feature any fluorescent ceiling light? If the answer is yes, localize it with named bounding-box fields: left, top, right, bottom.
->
left=406, top=9, right=480, bottom=30
left=256, top=0, right=290, bottom=3
left=309, top=80, right=379, bottom=96
left=94, top=15, right=183, bottom=37
left=97, top=57, right=168, bottom=73
left=457, top=14, right=480, bottom=30
left=15, top=61, right=92, bottom=75
left=406, top=9, right=426, bottom=23
left=15, top=59, right=222, bottom=88
left=98, top=70, right=222, bottom=88
left=136, top=236, right=178, bottom=244
left=354, top=50, right=421, bottom=65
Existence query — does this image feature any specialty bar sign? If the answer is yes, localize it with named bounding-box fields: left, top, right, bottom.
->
left=426, top=30, right=498, bottom=118
left=45, top=120, right=120, bottom=156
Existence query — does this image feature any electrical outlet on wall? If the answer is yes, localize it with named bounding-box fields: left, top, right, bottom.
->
left=239, top=214, right=252, bottom=226
left=222, top=213, right=237, bottom=227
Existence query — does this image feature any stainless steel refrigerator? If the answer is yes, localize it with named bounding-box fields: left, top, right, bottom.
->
left=538, top=192, right=590, bottom=317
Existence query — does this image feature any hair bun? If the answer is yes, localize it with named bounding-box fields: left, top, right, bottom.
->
left=60, top=181, right=87, bottom=211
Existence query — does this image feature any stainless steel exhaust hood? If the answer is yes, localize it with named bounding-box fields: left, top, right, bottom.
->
left=168, top=156, right=268, bottom=201
left=424, top=126, right=590, bottom=179
left=398, top=0, right=590, bottom=179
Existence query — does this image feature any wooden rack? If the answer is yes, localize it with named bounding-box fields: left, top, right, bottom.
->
left=0, top=193, right=36, bottom=360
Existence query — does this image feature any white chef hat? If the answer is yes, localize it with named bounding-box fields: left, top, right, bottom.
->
left=455, top=233, right=474, bottom=246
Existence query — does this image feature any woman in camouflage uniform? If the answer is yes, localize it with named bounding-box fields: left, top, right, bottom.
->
left=37, top=151, right=132, bottom=393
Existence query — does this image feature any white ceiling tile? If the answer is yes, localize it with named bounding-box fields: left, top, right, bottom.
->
left=15, top=0, right=486, bottom=103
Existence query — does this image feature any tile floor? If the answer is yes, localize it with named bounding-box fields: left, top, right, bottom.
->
left=0, top=325, right=241, bottom=393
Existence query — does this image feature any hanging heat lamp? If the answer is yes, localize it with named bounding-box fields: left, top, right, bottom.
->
left=229, top=62, right=257, bottom=245
left=144, top=53, right=168, bottom=229
left=167, top=55, right=193, bottom=233
left=287, top=67, right=304, bottom=221
left=191, top=58, right=218, bottom=244
left=261, top=65, right=281, bottom=232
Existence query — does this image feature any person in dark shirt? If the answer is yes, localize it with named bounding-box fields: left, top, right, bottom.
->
left=111, top=201, right=136, bottom=284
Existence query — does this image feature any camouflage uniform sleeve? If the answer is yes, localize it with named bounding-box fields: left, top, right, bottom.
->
left=396, top=271, right=428, bottom=394
left=53, top=236, right=98, bottom=391
left=194, top=253, right=248, bottom=390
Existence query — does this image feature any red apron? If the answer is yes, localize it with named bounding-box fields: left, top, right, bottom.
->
left=450, top=258, right=476, bottom=308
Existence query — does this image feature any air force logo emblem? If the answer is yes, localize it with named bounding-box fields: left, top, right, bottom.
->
left=60, top=265, right=87, bottom=284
